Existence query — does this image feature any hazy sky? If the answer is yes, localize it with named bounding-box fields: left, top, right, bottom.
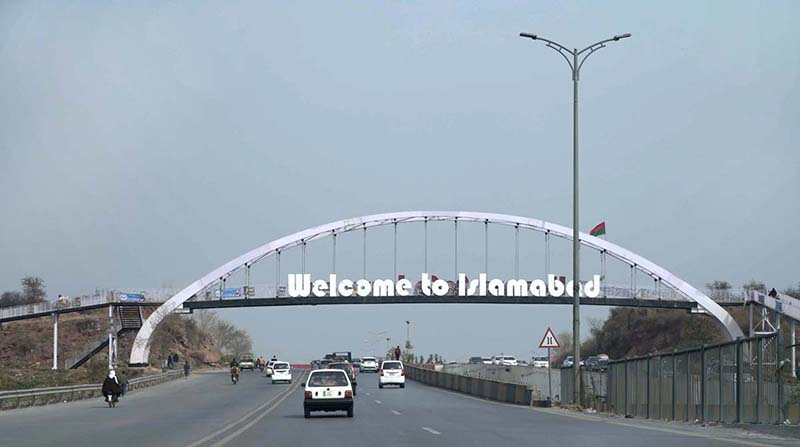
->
left=1, top=1, right=798, bottom=362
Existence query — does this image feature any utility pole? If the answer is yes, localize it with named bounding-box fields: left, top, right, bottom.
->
left=520, top=31, right=631, bottom=406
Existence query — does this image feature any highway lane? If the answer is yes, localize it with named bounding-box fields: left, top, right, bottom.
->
left=0, top=369, right=794, bottom=447
left=234, top=373, right=793, bottom=447
left=0, top=369, right=301, bottom=447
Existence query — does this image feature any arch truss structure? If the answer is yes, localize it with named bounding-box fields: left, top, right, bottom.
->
left=129, top=211, right=743, bottom=366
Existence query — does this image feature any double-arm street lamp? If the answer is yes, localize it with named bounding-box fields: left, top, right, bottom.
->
left=519, top=32, right=631, bottom=407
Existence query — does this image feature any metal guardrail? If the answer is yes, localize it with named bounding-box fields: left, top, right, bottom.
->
left=0, top=370, right=183, bottom=410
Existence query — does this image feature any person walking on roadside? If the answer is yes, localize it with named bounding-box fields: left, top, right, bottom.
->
left=118, top=370, right=129, bottom=396
left=394, top=345, right=401, bottom=361
left=184, top=360, right=191, bottom=378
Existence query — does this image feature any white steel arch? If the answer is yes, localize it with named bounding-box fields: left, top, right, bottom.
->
left=129, top=211, right=743, bottom=365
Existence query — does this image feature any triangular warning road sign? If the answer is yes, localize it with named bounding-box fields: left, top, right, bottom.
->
left=538, top=327, right=560, bottom=348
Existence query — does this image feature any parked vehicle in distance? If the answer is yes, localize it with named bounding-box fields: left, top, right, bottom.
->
left=328, top=362, right=357, bottom=396
left=379, top=360, right=405, bottom=388
left=469, top=357, right=484, bottom=364
left=532, top=356, right=550, bottom=368
left=304, top=369, right=353, bottom=418
left=481, top=357, right=493, bottom=365
left=562, top=356, right=585, bottom=368
left=238, top=353, right=255, bottom=370
left=517, top=360, right=529, bottom=366
left=597, top=354, right=609, bottom=369
left=493, top=355, right=518, bottom=366
left=586, top=356, right=599, bottom=369
left=359, top=357, right=379, bottom=373
left=271, top=362, right=292, bottom=384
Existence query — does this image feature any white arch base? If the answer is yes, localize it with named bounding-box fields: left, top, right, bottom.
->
left=129, top=211, right=743, bottom=366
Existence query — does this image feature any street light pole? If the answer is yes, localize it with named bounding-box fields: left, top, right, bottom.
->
left=520, top=31, right=631, bottom=407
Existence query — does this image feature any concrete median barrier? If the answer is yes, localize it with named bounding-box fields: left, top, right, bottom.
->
left=406, top=365, right=534, bottom=406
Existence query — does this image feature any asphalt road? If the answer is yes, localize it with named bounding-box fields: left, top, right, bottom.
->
left=0, top=370, right=793, bottom=447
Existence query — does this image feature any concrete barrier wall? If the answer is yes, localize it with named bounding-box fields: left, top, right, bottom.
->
left=441, top=363, right=560, bottom=401
left=406, top=365, right=534, bottom=406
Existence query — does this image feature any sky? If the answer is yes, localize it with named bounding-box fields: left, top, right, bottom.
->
left=1, top=1, right=798, bottom=362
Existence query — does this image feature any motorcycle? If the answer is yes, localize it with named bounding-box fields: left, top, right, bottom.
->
left=231, top=366, right=240, bottom=384
left=105, top=394, right=119, bottom=408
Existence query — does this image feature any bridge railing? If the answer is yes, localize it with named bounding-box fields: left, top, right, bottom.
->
left=0, top=289, right=172, bottom=320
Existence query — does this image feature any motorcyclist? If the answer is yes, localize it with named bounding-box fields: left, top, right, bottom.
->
left=102, top=370, right=122, bottom=407
left=230, top=358, right=240, bottom=383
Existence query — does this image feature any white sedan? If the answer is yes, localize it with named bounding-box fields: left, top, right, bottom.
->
left=359, top=357, right=379, bottom=373
left=378, top=360, right=405, bottom=388
left=493, top=355, right=518, bottom=366
left=271, top=362, right=292, bottom=384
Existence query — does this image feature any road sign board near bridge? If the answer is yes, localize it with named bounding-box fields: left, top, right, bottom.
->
left=539, top=327, right=560, bottom=348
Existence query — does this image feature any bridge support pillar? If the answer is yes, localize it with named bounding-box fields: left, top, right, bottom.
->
left=52, top=313, right=58, bottom=370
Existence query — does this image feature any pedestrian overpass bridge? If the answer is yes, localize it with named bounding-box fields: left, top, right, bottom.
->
left=1, top=211, right=793, bottom=368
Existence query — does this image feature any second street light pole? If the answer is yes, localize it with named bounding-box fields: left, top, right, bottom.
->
left=520, top=31, right=631, bottom=407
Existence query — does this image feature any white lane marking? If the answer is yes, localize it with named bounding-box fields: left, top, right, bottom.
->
left=422, top=427, right=441, bottom=435
left=391, top=410, right=402, bottom=415
left=374, top=400, right=382, bottom=404
left=365, top=392, right=371, bottom=396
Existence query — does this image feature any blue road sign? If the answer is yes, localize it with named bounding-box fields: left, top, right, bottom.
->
left=119, top=293, right=145, bottom=302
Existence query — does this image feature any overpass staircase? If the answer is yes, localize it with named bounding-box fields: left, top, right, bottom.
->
left=68, top=306, right=143, bottom=369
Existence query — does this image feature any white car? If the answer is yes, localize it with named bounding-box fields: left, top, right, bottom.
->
left=265, top=360, right=276, bottom=376
left=271, top=362, right=292, bottom=384
left=359, top=356, right=379, bottom=373
left=379, top=360, right=405, bottom=388
left=481, top=357, right=493, bottom=365
left=493, top=355, right=518, bottom=366
left=304, top=369, right=354, bottom=418
left=532, top=356, right=550, bottom=368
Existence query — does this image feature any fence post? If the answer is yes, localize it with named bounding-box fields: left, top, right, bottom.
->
left=756, top=337, right=762, bottom=424
left=700, top=345, right=706, bottom=422
left=719, top=344, right=723, bottom=422
left=736, top=337, right=743, bottom=423
left=624, top=359, right=629, bottom=416
left=658, top=356, right=662, bottom=420
left=778, top=318, right=785, bottom=423
left=685, top=352, right=690, bottom=422
left=646, top=354, right=651, bottom=419
left=672, top=350, right=677, bottom=421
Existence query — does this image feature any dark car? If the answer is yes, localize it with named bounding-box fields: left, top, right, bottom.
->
left=469, top=357, right=484, bottom=364
left=328, top=362, right=358, bottom=396
left=586, top=356, right=599, bottom=370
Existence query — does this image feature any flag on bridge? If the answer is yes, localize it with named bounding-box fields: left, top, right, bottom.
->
left=589, top=221, right=606, bottom=237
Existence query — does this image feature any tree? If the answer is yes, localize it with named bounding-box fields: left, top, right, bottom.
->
left=0, top=276, right=47, bottom=308
left=706, top=280, right=732, bottom=290
left=743, top=280, right=766, bottom=293
left=785, top=283, right=800, bottom=299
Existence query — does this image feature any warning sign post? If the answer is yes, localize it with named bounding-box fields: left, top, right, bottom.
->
left=538, top=327, right=560, bottom=400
